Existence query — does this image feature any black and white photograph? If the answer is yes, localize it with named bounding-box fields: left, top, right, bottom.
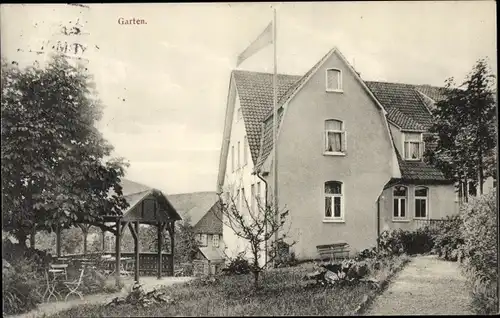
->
left=1, top=2, right=498, bottom=317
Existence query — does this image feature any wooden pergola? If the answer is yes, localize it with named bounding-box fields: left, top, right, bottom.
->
left=53, top=186, right=182, bottom=286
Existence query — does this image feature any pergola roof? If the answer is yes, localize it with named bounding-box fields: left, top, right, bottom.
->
left=103, top=179, right=182, bottom=223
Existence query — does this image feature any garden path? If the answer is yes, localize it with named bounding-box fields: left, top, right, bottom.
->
left=8, top=276, right=193, bottom=318
left=364, top=255, right=472, bottom=315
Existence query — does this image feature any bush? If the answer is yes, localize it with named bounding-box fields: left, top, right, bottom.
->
left=460, top=192, right=497, bottom=314
left=3, top=239, right=53, bottom=269
left=355, top=247, right=378, bottom=261
left=431, top=214, right=465, bottom=261
left=377, top=227, right=435, bottom=256
left=2, top=253, right=45, bottom=315
left=222, top=253, right=251, bottom=275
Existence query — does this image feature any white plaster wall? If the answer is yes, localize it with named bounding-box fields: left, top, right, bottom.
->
left=221, top=91, right=267, bottom=265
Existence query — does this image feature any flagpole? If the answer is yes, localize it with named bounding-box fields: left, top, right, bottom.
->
left=272, top=7, right=279, bottom=268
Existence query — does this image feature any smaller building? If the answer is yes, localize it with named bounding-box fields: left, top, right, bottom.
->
left=168, top=191, right=225, bottom=275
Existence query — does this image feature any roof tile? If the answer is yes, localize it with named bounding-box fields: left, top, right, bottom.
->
left=233, top=70, right=301, bottom=164
left=232, top=67, right=451, bottom=182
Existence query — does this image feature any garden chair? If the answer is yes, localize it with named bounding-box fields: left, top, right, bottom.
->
left=64, top=265, right=85, bottom=301
left=174, top=267, right=184, bottom=277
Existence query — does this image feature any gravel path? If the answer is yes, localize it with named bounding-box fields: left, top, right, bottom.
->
left=8, top=276, right=193, bottom=318
left=364, top=255, right=472, bottom=315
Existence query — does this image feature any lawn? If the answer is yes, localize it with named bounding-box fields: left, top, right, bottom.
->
left=49, top=256, right=409, bottom=317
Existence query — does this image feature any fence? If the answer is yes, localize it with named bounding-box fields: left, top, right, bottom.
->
left=414, top=218, right=451, bottom=229
left=59, top=252, right=173, bottom=276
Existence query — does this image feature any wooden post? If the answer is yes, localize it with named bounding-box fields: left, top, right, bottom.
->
left=56, top=225, right=61, bottom=258
left=78, top=224, right=90, bottom=256
left=115, top=219, right=121, bottom=287
left=170, top=221, right=175, bottom=277
left=83, top=226, right=88, bottom=256
left=135, top=221, right=140, bottom=283
left=102, top=229, right=106, bottom=252
left=30, top=225, right=36, bottom=248
left=127, top=222, right=139, bottom=282
left=157, top=222, right=163, bottom=279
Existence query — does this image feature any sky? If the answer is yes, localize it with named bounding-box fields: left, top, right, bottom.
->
left=1, top=2, right=497, bottom=195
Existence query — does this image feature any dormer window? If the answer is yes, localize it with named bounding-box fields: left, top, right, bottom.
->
left=326, top=68, right=342, bottom=92
left=403, top=132, right=424, bottom=161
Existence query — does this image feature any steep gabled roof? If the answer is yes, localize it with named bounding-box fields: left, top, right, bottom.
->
left=254, top=48, right=388, bottom=170
left=167, top=191, right=219, bottom=227
left=233, top=70, right=301, bottom=164
left=114, top=178, right=182, bottom=222
left=414, top=85, right=447, bottom=102
left=228, top=49, right=453, bottom=183
left=365, top=81, right=436, bottom=131
left=120, top=178, right=153, bottom=196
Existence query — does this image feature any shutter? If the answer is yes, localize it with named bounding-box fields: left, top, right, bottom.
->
left=420, top=141, right=425, bottom=160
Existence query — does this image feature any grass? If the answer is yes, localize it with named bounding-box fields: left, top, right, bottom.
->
left=48, top=255, right=410, bottom=317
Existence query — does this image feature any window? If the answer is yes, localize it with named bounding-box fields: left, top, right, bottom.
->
left=237, top=141, right=241, bottom=169
left=212, top=234, right=219, bottom=248
left=393, top=186, right=408, bottom=219
left=250, top=183, right=256, bottom=213
left=243, top=136, right=248, bottom=166
left=404, top=133, right=424, bottom=160
left=414, top=187, right=428, bottom=219
left=326, top=68, right=342, bottom=92
left=324, top=181, right=344, bottom=221
left=197, top=234, right=208, bottom=247
left=324, top=119, right=346, bottom=154
left=231, top=145, right=235, bottom=172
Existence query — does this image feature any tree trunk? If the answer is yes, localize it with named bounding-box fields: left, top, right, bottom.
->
left=16, top=232, right=28, bottom=247
left=30, top=225, right=36, bottom=248
left=253, top=270, right=259, bottom=289
left=463, top=175, right=469, bottom=203
left=252, top=246, right=260, bottom=289
left=478, top=149, right=484, bottom=195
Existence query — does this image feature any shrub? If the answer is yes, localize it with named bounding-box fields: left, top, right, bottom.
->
left=222, top=253, right=251, bottom=275
left=3, top=239, right=53, bottom=269
left=2, top=254, right=44, bottom=315
left=377, top=227, right=434, bottom=256
left=275, top=251, right=298, bottom=268
left=431, top=214, right=465, bottom=261
left=460, top=192, right=498, bottom=314
left=355, top=247, right=378, bottom=261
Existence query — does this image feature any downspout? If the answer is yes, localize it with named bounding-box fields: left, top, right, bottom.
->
left=255, top=170, right=269, bottom=268
left=377, top=194, right=381, bottom=251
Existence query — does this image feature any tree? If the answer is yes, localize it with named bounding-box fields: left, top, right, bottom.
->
left=425, top=58, right=497, bottom=201
left=1, top=54, right=129, bottom=245
left=216, top=185, right=295, bottom=289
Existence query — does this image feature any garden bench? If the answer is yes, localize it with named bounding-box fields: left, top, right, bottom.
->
left=316, top=242, right=350, bottom=262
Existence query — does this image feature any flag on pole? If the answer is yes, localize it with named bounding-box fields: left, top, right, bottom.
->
left=236, top=21, right=273, bottom=67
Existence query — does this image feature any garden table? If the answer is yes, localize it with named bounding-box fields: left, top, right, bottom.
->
left=102, top=257, right=134, bottom=277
